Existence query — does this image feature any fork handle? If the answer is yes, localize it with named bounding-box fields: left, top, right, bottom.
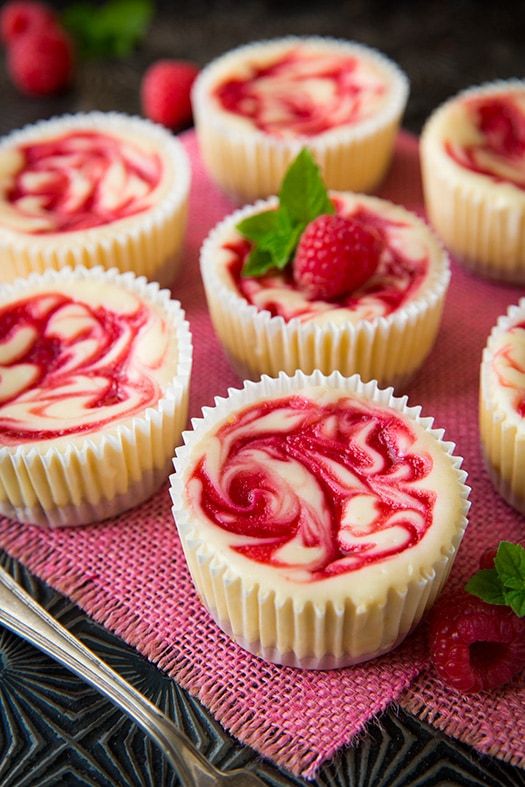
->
left=0, top=565, right=218, bottom=787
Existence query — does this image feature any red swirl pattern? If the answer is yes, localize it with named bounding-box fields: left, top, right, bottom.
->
left=0, top=291, right=163, bottom=444
left=445, top=93, right=525, bottom=189
left=226, top=206, right=428, bottom=321
left=492, top=320, right=525, bottom=417
left=214, top=49, right=386, bottom=137
left=4, top=130, right=162, bottom=233
left=191, top=395, right=435, bottom=580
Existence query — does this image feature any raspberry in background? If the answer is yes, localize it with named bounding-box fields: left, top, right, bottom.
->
left=0, top=0, right=56, bottom=45
left=428, top=591, right=525, bottom=693
left=141, top=60, right=199, bottom=130
left=293, top=214, right=382, bottom=300
left=7, top=25, right=73, bottom=96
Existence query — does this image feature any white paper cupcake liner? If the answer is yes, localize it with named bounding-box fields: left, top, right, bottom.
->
left=170, top=370, right=470, bottom=669
left=480, top=298, right=525, bottom=514
left=200, top=195, right=450, bottom=387
left=0, top=113, right=191, bottom=287
left=0, top=266, right=192, bottom=527
left=192, top=36, right=409, bottom=202
left=421, top=80, right=525, bottom=283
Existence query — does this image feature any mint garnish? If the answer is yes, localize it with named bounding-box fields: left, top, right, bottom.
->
left=465, top=541, right=525, bottom=617
left=237, top=148, right=334, bottom=277
left=63, top=0, right=153, bottom=59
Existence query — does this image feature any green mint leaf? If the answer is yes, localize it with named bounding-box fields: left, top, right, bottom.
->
left=242, top=247, right=274, bottom=277
left=495, top=541, right=525, bottom=590
left=259, top=221, right=304, bottom=270
left=503, top=588, right=525, bottom=618
left=63, top=0, right=152, bottom=59
left=236, top=211, right=281, bottom=243
left=465, top=569, right=507, bottom=605
left=278, top=148, right=335, bottom=225
left=236, top=148, right=334, bottom=278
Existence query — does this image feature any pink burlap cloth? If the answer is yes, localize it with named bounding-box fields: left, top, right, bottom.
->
left=0, top=131, right=524, bottom=778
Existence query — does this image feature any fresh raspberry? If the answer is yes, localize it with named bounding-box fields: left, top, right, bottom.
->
left=0, top=1, right=57, bottom=45
left=7, top=26, right=73, bottom=96
left=293, top=214, right=382, bottom=300
left=141, top=60, right=199, bottom=130
left=479, top=545, right=499, bottom=570
left=429, top=591, right=525, bottom=693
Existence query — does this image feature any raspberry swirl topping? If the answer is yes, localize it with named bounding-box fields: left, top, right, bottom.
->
left=0, top=130, right=162, bottom=234
left=0, top=282, right=172, bottom=444
left=214, top=47, right=388, bottom=138
left=226, top=205, right=429, bottom=323
left=445, top=92, right=525, bottom=190
left=491, top=320, right=525, bottom=417
left=188, top=393, right=436, bottom=581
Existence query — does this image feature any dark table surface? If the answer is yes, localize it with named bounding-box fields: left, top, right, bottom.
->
left=1, top=2, right=525, bottom=785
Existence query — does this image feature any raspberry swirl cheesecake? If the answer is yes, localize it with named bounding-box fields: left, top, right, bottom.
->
left=192, top=37, right=408, bottom=201
left=201, top=191, right=450, bottom=386
left=480, top=299, right=525, bottom=513
left=0, top=112, right=190, bottom=285
left=171, top=371, right=470, bottom=669
left=421, top=81, right=525, bottom=282
left=0, top=266, right=192, bottom=527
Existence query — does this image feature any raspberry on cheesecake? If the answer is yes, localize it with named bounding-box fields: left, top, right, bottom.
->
left=200, top=190, right=450, bottom=386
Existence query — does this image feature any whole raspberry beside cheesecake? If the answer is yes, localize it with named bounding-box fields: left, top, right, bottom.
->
left=200, top=148, right=450, bottom=386
left=429, top=541, right=525, bottom=693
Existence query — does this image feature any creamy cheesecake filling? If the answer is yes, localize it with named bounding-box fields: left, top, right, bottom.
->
left=444, top=92, right=525, bottom=190
left=187, top=392, right=438, bottom=583
left=0, top=130, right=162, bottom=234
left=0, top=281, right=176, bottom=444
left=213, top=46, right=389, bottom=138
left=490, top=320, right=525, bottom=417
left=223, top=201, right=429, bottom=324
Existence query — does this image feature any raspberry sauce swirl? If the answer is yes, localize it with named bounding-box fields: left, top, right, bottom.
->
left=0, top=283, right=171, bottom=444
left=188, top=394, right=435, bottom=581
left=445, top=92, right=525, bottom=190
left=492, top=320, right=525, bottom=417
left=214, top=47, right=388, bottom=138
left=1, top=130, right=162, bottom=234
left=226, top=205, right=429, bottom=323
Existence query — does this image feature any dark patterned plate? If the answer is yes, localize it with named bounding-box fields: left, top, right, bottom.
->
left=1, top=553, right=524, bottom=787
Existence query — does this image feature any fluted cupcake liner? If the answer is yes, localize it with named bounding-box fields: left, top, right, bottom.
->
left=170, top=370, right=470, bottom=669
left=0, top=266, right=192, bottom=527
left=192, top=37, right=409, bottom=202
left=421, top=80, right=525, bottom=283
left=0, top=113, right=191, bottom=287
left=200, top=195, right=450, bottom=387
left=480, top=298, right=525, bottom=514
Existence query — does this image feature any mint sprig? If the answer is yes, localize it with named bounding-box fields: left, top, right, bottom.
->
left=63, top=0, right=153, bottom=59
left=465, top=541, right=525, bottom=617
left=236, top=148, right=334, bottom=277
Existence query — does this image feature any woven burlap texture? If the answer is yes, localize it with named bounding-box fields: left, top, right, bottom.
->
left=0, top=132, right=523, bottom=778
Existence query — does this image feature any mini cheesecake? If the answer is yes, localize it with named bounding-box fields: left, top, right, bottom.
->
left=0, top=266, right=192, bottom=527
left=200, top=192, right=450, bottom=386
left=171, top=371, right=470, bottom=669
left=192, top=37, right=408, bottom=201
left=480, top=299, right=525, bottom=513
left=421, top=80, right=525, bottom=282
left=0, top=112, right=191, bottom=286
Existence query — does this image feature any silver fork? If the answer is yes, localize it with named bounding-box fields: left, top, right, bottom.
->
left=0, top=564, right=266, bottom=787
